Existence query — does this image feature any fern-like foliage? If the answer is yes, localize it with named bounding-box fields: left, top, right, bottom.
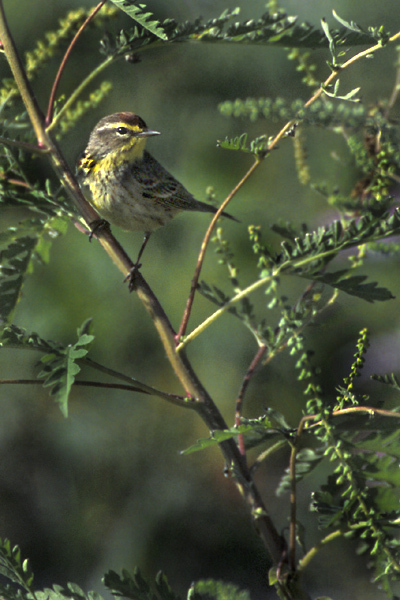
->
left=103, top=568, right=179, bottom=600
left=276, top=447, right=325, bottom=496
left=301, top=342, right=400, bottom=595
left=99, top=6, right=380, bottom=60
left=219, top=97, right=370, bottom=127
left=0, top=549, right=253, bottom=600
left=372, top=373, right=400, bottom=392
left=0, top=320, right=94, bottom=417
left=217, top=133, right=269, bottom=157
left=0, top=539, right=34, bottom=593
left=198, top=210, right=398, bottom=361
left=107, top=1, right=168, bottom=40
left=0, top=218, right=67, bottom=322
left=37, top=319, right=94, bottom=417
left=181, top=414, right=281, bottom=456
left=191, top=579, right=250, bottom=600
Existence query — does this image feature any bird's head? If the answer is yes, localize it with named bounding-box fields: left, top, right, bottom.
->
left=85, top=112, right=160, bottom=163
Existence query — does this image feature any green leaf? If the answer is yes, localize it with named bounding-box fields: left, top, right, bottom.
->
left=100, top=6, right=376, bottom=60
left=264, top=407, right=293, bottom=432
left=309, top=271, right=394, bottom=303
left=322, top=83, right=361, bottom=103
left=0, top=323, right=60, bottom=352
left=108, top=1, right=167, bottom=40
left=217, top=134, right=250, bottom=153
left=181, top=425, right=255, bottom=455
left=154, top=572, right=180, bottom=600
left=38, top=320, right=95, bottom=417
left=104, top=568, right=164, bottom=600
left=321, top=18, right=337, bottom=65
left=0, top=218, right=69, bottom=322
left=331, top=10, right=364, bottom=33
left=192, top=579, right=250, bottom=600
left=371, top=373, right=400, bottom=392
left=219, top=96, right=369, bottom=128
left=1, top=320, right=96, bottom=418
left=217, top=133, right=269, bottom=156
left=0, top=538, right=34, bottom=591
left=276, top=447, right=325, bottom=496
left=0, top=234, right=37, bottom=322
left=181, top=416, right=275, bottom=455
left=34, top=583, right=106, bottom=600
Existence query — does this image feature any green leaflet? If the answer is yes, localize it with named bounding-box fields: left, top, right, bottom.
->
left=0, top=538, right=34, bottom=591
left=0, top=218, right=69, bottom=322
left=37, top=319, right=94, bottom=417
left=0, top=320, right=94, bottom=418
left=104, top=568, right=178, bottom=600
left=107, top=1, right=167, bottom=40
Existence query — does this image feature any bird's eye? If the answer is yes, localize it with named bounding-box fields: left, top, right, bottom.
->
left=116, top=126, right=129, bottom=135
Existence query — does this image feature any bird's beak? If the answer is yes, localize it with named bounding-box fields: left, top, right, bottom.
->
left=138, top=129, right=161, bottom=138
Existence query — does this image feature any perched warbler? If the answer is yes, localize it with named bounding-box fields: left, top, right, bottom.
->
left=77, top=112, right=236, bottom=270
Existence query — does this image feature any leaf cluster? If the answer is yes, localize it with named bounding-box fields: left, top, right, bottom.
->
left=99, top=4, right=380, bottom=61
left=0, top=544, right=252, bottom=600
left=0, top=321, right=93, bottom=417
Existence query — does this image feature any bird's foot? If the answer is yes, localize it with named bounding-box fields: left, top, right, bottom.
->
left=88, top=219, right=111, bottom=242
left=124, top=262, right=142, bottom=292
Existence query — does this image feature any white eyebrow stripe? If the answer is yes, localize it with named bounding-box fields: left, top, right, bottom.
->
left=95, top=123, right=139, bottom=134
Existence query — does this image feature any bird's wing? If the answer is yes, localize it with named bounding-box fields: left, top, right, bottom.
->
left=131, top=151, right=214, bottom=212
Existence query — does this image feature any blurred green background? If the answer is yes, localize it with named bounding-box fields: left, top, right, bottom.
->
left=1, top=1, right=400, bottom=598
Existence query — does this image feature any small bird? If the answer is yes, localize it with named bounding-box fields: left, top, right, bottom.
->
left=76, top=112, right=236, bottom=271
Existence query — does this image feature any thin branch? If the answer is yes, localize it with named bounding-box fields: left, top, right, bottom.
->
left=83, top=356, right=190, bottom=406
left=176, top=270, right=277, bottom=351
left=288, top=418, right=307, bottom=573
left=385, top=57, right=400, bottom=118
left=0, top=378, right=150, bottom=393
left=45, top=0, right=107, bottom=126
left=235, top=344, right=267, bottom=459
left=250, top=440, right=287, bottom=474
left=0, top=136, right=49, bottom=154
left=0, top=378, right=187, bottom=402
left=303, top=405, right=400, bottom=425
left=46, top=54, right=114, bottom=132
left=297, top=529, right=345, bottom=572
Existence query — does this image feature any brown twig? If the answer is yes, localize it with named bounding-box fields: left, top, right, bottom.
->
left=45, top=1, right=107, bottom=127
left=288, top=417, right=307, bottom=573
left=235, top=345, right=267, bottom=460
left=0, top=378, right=187, bottom=403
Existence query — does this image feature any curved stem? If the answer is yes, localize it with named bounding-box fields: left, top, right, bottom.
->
left=177, top=157, right=261, bottom=340
left=235, top=344, right=267, bottom=459
left=288, top=417, right=308, bottom=573
left=177, top=269, right=278, bottom=351
left=45, top=0, right=107, bottom=126
left=46, top=54, right=114, bottom=132
left=297, top=529, right=344, bottom=572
